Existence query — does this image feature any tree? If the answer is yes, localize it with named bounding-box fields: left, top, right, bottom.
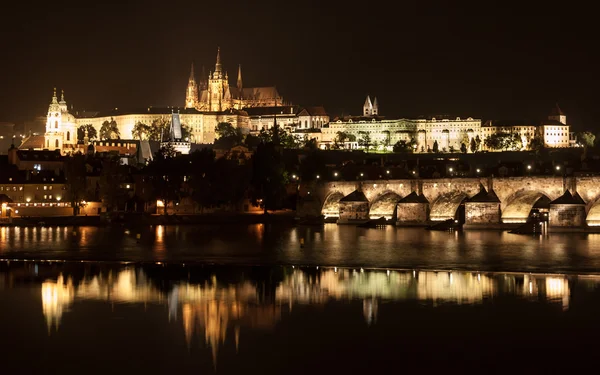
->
left=475, top=135, right=482, bottom=151
left=99, top=118, right=120, bottom=140
left=145, top=145, right=185, bottom=215
left=460, top=142, right=467, bottom=153
left=181, top=123, right=191, bottom=141
left=358, top=131, right=372, bottom=152
left=99, top=155, right=128, bottom=212
left=578, top=131, right=595, bottom=160
left=393, top=140, right=409, bottom=153
left=214, top=122, right=243, bottom=149
left=64, top=153, right=87, bottom=216
left=529, top=136, right=544, bottom=153
left=244, top=134, right=261, bottom=149
left=382, top=130, right=391, bottom=148
left=77, top=125, right=97, bottom=142
left=302, top=137, right=318, bottom=150
left=148, top=117, right=170, bottom=141
left=132, top=122, right=151, bottom=140
left=250, top=141, right=288, bottom=214
left=299, top=150, right=327, bottom=182
left=432, top=140, right=439, bottom=153
left=470, top=138, right=477, bottom=153
left=449, top=145, right=455, bottom=153
left=189, top=148, right=216, bottom=212
left=258, top=125, right=299, bottom=149
left=215, top=122, right=240, bottom=139
left=579, top=131, right=595, bottom=149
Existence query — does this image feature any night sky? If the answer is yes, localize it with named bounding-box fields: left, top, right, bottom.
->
left=1, top=1, right=597, bottom=129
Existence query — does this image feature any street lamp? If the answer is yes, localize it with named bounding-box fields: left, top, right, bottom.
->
left=476, top=168, right=481, bottom=174
left=555, top=165, right=561, bottom=171
left=316, top=175, right=320, bottom=179
left=333, top=172, right=338, bottom=177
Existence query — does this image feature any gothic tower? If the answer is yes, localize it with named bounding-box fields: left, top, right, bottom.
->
left=208, top=48, right=224, bottom=111
left=363, top=95, right=373, bottom=116
left=185, top=63, right=199, bottom=108
left=372, top=97, right=379, bottom=116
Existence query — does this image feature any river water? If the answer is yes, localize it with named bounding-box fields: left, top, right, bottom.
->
left=2, top=224, right=600, bottom=373
left=2, top=224, right=600, bottom=273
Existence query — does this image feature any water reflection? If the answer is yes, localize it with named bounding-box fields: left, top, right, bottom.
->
left=25, top=263, right=593, bottom=368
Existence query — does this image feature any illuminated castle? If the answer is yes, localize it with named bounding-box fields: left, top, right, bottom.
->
left=185, top=47, right=283, bottom=112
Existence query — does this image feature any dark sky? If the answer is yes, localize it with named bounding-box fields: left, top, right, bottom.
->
left=0, top=1, right=597, bottom=130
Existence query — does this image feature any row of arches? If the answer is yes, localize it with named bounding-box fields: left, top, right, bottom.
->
left=320, top=189, right=578, bottom=224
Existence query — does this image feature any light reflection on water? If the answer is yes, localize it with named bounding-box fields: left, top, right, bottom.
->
left=2, top=262, right=600, bottom=373
left=3, top=224, right=600, bottom=272
left=30, top=266, right=585, bottom=359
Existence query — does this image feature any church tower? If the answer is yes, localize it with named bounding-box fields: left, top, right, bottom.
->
left=185, top=63, right=199, bottom=108
left=549, top=103, right=567, bottom=124
left=372, top=97, right=379, bottom=116
left=363, top=95, right=373, bottom=116
left=45, top=88, right=63, bottom=150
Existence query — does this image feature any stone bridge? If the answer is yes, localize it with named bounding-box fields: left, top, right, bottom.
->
left=298, top=176, right=600, bottom=226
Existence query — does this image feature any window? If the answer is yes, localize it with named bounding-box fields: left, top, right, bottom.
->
left=55, top=121, right=58, bottom=128
left=66, top=131, right=70, bottom=141
left=55, top=139, right=59, bottom=148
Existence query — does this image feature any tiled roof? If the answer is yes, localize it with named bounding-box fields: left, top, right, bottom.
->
left=550, top=103, right=566, bottom=116
left=298, top=106, right=328, bottom=116
left=18, top=135, right=45, bottom=150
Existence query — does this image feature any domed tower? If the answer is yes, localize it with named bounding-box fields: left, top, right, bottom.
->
left=45, top=88, right=63, bottom=150
left=185, top=63, right=199, bottom=109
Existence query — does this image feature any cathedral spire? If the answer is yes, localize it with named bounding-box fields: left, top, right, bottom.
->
left=52, top=87, right=58, bottom=104
left=214, top=47, right=222, bottom=74
left=237, top=64, right=243, bottom=91
left=189, top=62, right=195, bottom=81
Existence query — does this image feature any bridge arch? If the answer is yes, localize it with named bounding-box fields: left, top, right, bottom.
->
left=369, top=191, right=402, bottom=220
left=585, top=197, right=600, bottom=226
left=430, top=191, right=468, bottom=221
left=321, top=191, right=344, bottom=218
left=501, top=190, right=551, bottom=223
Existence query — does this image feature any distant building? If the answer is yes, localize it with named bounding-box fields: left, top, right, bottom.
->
left=320, top=96, right=480, bottom=152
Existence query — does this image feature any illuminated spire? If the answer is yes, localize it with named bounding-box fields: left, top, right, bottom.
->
left=52, top=87, right=58, bottom=104
left=214, top=47, right=222, bottom=74
left=237, top=64, right=243, bottom=91
left=189, top=62, right=195, bottom=81
left=60, top=89, right=65, bottom=102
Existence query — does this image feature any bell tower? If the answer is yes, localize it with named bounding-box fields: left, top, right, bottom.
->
left=45, top=88, right=63, bottom=150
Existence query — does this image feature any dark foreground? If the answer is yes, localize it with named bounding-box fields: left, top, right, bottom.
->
left=1, top=261, right=600, bottom=374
